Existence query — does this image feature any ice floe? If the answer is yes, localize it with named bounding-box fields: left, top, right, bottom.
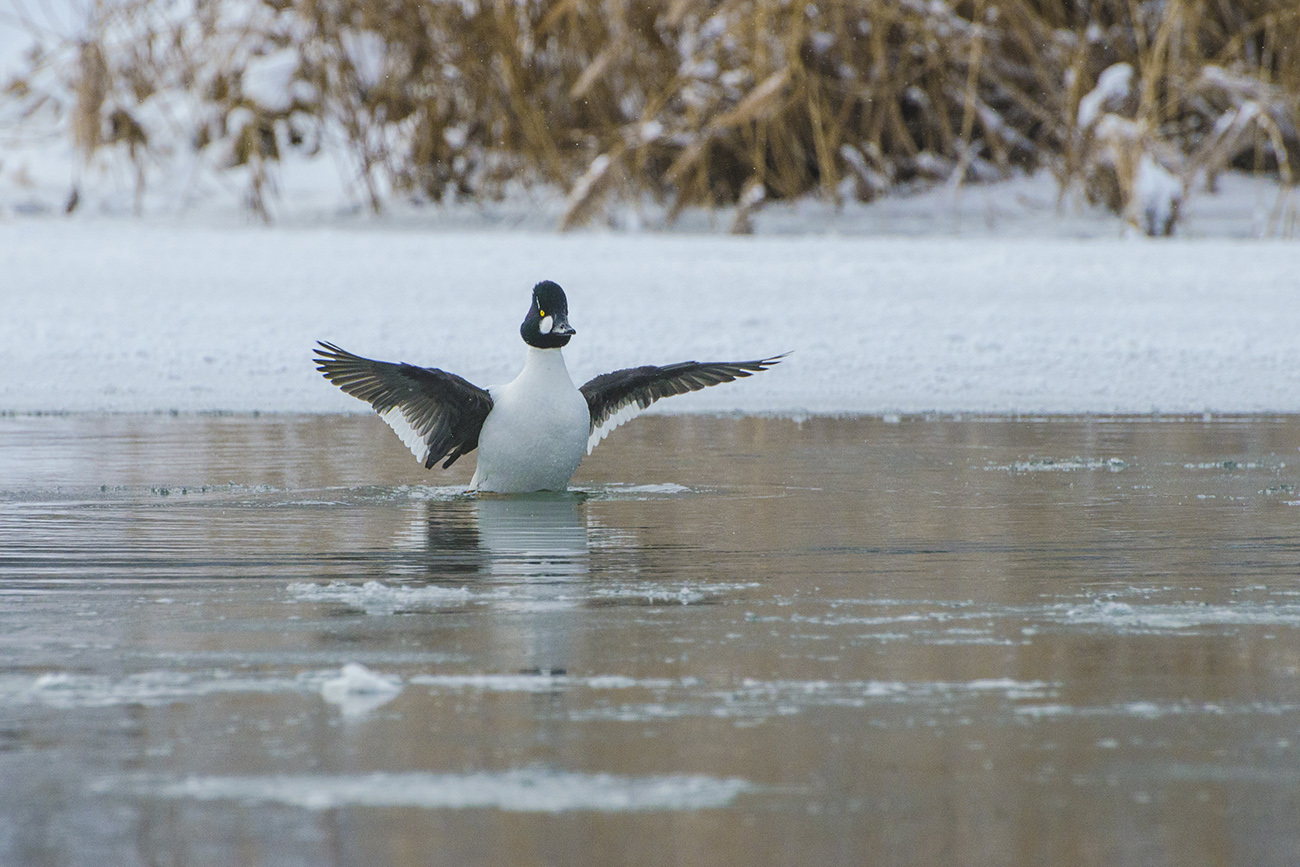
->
left=95, top=769, right=754, bottom=811
left=319, top=663, right=403, bottom=718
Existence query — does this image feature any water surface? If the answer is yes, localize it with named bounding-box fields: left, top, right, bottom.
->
left=2, top=413, right=1299, bottom=866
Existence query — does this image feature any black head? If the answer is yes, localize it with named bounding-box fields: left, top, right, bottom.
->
left=520, top=280, right=576, bottom=349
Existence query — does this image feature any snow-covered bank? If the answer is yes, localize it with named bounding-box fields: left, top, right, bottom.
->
left=3, top=221, right=1298, bottom=415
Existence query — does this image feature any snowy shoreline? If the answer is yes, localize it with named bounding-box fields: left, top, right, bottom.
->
left=4, top=217, right=1300, bottom=416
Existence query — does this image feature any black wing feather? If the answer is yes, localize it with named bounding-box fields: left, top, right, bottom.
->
left=313, top=341, right=493, bottom=469
left=580, top=355, right=785, bottom=446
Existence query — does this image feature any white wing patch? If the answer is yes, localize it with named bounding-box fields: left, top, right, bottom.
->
left=586, top=401, right=646, bottom=455
left=380, top=406, right=427, bottom=463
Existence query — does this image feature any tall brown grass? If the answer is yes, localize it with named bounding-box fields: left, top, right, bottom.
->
left=10, top=0, right=1300, bottom=231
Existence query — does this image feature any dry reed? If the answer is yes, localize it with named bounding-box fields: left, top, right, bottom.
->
left=6, top=0, right=1299, bottom=232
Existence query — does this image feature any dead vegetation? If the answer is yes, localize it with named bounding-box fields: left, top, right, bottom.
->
left=6, top=0, right=1299, bottom=232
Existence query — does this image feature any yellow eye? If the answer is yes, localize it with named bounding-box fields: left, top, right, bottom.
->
left=538, top=309, right=545, bottom=317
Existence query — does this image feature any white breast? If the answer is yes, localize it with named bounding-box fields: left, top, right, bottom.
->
left=470, top=348, right=591, bottom=493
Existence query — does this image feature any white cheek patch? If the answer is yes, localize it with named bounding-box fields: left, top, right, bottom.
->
left=539, top=315, right=554, bottom=335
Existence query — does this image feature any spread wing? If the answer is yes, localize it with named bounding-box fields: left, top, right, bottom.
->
left=580, top=355, right=785, bottom=454
left=314, top=341, right=493, bottom=469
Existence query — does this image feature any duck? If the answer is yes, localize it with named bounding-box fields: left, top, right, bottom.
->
left=314, top=280, right=783, bottom=493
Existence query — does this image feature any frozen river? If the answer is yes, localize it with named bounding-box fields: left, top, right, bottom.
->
left=2, top=412, right=1299, bottom=865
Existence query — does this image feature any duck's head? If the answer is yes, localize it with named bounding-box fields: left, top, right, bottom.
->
left=521, top=280, right=576, bottom=349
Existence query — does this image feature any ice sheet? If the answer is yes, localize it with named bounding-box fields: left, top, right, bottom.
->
left=3, top=223, right=1299, bottom=415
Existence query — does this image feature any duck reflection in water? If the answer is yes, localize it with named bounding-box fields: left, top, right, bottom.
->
left=414, top=493, right=590, bottom=674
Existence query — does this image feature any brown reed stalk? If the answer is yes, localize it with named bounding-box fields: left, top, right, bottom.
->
left=15, top=0, right=1298, bottom=228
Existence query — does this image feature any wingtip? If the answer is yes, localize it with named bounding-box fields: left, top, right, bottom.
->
left=747, top=352, right=789, bottom=371
left=313, top=340, right=353, bottom=376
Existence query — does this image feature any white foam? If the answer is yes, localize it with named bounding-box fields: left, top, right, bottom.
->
left=98, top=769, right=753, bottom=812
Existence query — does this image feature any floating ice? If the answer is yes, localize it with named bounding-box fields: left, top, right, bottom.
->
left=411, top=672, right=572, bottom=692
left=590, top=582, right=759, bottom=605
left=4, top=670, right=315, bottom=708
left=729, top=677, right=1055, bottom=704
left=97, top=769, right=754, bottom=812
left=320, top=663, right=402, bottom=718
left=986, top=457, right=1127, bottom=473
left=570, top=677, right=1059, bottom=723
left=590, top=483, right=697, bottom=498
left=287, top=581, right=477, bottom=615
left=407, top=673, right=680, bottom=692
left=1058, top=598, right=1300, bottom=631
left=1015, top=698, right=1300, bottom=720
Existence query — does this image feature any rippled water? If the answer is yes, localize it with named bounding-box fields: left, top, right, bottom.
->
left=2, top=413, right=1299, bottom=866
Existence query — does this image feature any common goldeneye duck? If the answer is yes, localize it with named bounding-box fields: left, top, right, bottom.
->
left=314, top=280, right=783, bottom=493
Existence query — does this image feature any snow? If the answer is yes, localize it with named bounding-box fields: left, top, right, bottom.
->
left=1077, top=62, right=1133, bottom=130
left=1131, top=153, right=1184, bottom=236
left=2, top=6, right=1298, bottom=418
left=2, top=216, right=1300, bottom=415
left=339, top=29, right=387, bottom=91
left=240, top=48, right=300, bottom=112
